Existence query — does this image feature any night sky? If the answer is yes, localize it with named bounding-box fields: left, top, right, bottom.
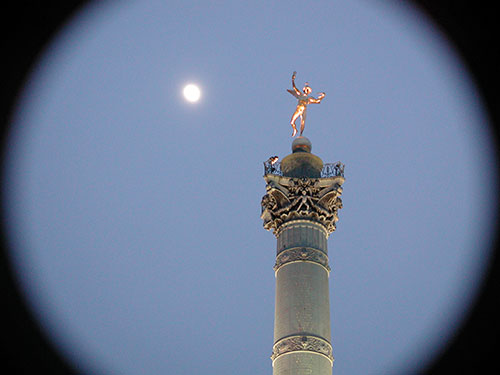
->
left=1, top=1, right=499, bottom=374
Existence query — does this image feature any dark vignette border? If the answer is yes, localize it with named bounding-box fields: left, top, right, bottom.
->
left=410, top=1, right=500, bottom=374
left=0, top=1, right=498, bottom=374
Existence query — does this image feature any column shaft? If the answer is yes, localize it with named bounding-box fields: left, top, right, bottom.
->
left=272, top=221, right=333, bottom=375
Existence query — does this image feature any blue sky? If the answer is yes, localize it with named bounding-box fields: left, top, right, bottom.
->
left=3, top=1, right=498, bottom=374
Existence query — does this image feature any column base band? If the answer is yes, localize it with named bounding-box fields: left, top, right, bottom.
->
left=271, top=335, right=334, bottom=365
left=274, top=247, right=330, bottom=274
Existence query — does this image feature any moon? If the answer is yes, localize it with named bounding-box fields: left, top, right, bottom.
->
left=183, top=84, right=201, bottom=102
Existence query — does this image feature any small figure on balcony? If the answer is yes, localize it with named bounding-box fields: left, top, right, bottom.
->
left=287, top=71, right=325, bottom=137
left=268, top=155, right=279, bottom=173
left=267, top=156, right=279, bottom=166
left=333, top=161, right=345, bottom=177
left=264, top=156, right=279, bottom=174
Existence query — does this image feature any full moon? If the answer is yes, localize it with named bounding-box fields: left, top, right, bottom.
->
left=183, top=84, right=201, bottom=102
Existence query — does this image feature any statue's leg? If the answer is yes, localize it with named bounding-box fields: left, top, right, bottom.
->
left=300, top=109, right=307, bottom=135
left=290, top=111, right=300, bottom=137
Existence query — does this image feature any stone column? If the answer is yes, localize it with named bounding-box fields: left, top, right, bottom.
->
left=261, top=137, right=344, bottom=375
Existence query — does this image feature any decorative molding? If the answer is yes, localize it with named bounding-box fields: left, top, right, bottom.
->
left=261, top=175, right=343, bottom=237
left=274, top=247, right=330, bottom=273
left=271, top=335, right=334, bottom=364
left=275, top=219, right=328, bottom=239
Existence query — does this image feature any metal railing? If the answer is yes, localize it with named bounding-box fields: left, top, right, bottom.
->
left=321, top=162, right=345, bottom=178
left=263, top=160, right=345, bottom=178
left=263, top=160, right=283, bottom=176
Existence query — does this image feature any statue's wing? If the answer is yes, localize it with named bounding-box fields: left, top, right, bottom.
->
left=317, top=190, right=339, bottom=210
left=269, top=187, right=290, bottom=208
left=287, top=89, right=299, bottom=98
left=318, top=183, right=340, bottom=198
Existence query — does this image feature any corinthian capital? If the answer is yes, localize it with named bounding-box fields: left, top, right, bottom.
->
left=261, top=173, right=344, bottom=237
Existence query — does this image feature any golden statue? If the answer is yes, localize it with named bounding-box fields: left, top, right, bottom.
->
left=287, top=71, right=325, bottom=137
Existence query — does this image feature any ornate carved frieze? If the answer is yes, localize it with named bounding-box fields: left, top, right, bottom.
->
left=271, top=335, right=334, bottom=364
left=274, top=247, right=330, bottom=273
left=261, top=175, right=343, bottom=236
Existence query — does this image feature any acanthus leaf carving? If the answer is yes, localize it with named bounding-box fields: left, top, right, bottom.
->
left=261, top=175, right=343, bottom=236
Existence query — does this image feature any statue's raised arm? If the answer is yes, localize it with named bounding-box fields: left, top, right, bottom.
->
left=286, top=71, right=301, bottom=98
left=291, top=71, right=301, bottom=95
left=287, top=71, right=325, bottom=137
